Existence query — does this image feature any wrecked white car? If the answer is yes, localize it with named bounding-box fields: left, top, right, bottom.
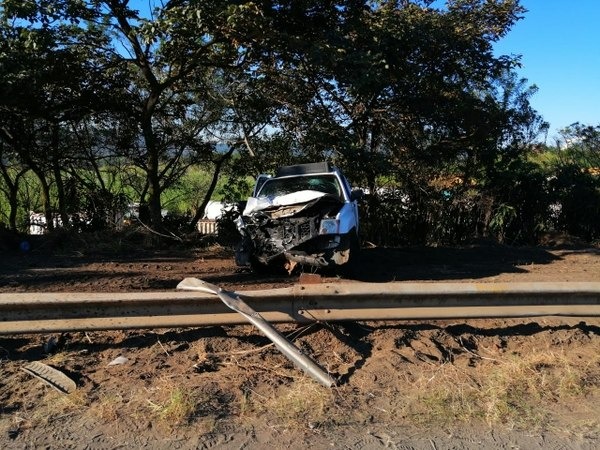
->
left=235, top=162, right=361, bottom=273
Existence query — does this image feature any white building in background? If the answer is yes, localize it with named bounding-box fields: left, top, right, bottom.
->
left=197, top=201, right=237, bottom=235
left=28, top=212, right=62, bottom=235
left=29, top=201, right=234, bottom=235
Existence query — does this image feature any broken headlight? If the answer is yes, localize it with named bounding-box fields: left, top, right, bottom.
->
left=319, top=218, right=339, bottom=235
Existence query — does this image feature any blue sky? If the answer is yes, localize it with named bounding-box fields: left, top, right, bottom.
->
left=493, top=0, right=600, bottom=142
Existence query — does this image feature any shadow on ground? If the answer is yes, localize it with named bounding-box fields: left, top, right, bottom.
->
left=1, top=241, right=593, bottom=291
left=348, top=245, right=561, bottom=282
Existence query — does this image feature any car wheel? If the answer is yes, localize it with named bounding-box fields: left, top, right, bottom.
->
left=340, top=230, right=361, bottom=278
left=249, top=256, right=271, bottom=274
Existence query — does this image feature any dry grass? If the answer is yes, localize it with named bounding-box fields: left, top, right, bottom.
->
left=553, top=419, right=600, bottom=439
left=403, top=349, right=600, bottom=430
left=146, top=384, right=197, bottom=426
left=138, top=376, right=221, bottom=432
left=244, top=378, right=334, bottom=430
left=2, top=317, right=598, bottom=445
left=93, top=393, right=124, bottom=422
left=15, top=388, right=90, bottom=431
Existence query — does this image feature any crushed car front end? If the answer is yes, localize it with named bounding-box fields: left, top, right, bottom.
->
left=235, top=163, right=360, bottom=273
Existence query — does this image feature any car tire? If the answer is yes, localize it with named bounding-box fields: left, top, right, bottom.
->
left=249, top=256, right=271, bottom=274
left=340, top=230, right=361, bottom=278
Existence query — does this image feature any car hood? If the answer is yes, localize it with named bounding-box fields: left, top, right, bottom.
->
left=243, top=190, right=331, bottom=216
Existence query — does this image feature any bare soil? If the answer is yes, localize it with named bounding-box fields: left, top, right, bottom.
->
left=0, top=240, right=599, bottom=449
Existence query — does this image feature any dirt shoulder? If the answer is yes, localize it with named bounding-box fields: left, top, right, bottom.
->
left=1, top=243, right=598, bottom=292
left=0, top=244, right=599, bottom=449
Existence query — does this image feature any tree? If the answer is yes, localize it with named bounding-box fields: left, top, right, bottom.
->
left=0, top=0, right=557, bottom=244
left=87, top=0, right=270, bottom=229
left=241, top=1, right=530, bottom=174
left=0, top=2, right=118, bottom=230
left=0, top=140, right=28, bottom=231
left=1, top=0, right=270, bottom=231
left=240, top=1, right=545, bottom=244
left=556, top=122, right=600, bottom=168
left=547, top=123, right=600, bottom=242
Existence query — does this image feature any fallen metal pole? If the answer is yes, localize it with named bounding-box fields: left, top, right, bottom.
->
left=177, top=278, right=336, bottom=388
left=0, top=282, right=599, bottom=335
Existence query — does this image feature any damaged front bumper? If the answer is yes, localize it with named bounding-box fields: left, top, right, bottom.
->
left=284, top=234, right=352, bottom=268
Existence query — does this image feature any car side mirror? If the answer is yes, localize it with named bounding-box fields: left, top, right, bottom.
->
left=350, top=189, right=364, bottom=201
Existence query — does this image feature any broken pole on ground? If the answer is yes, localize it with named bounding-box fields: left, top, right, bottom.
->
left=177, top=277, right=336, bottom=388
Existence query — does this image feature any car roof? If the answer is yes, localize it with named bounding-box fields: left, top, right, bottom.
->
left=275, top=162, right=334, bottom=177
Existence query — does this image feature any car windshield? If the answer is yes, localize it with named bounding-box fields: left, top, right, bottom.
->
left=258, top=174, right=342, bottom=198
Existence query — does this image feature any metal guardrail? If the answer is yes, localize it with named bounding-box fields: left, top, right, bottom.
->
left=1, top=282, right=599, bottom=335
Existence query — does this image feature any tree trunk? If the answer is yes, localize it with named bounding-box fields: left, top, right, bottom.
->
left=190, top=147, right=235, bottom=229
left=35, top=169, right=54, bottom=232
left=8, top=186, right=19, bottom=231
left=52, top=123, right=70, bottom=228
left=141, top=107, right=163, bottom=230
left=147, top=168, right=163, bottom=228
left=7, top=170, right=27, bottom=231
left=0, top=167, right=27, bottom=232
left=53, top=161, right=70, bottom=228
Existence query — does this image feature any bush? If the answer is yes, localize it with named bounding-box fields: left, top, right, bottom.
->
left=549, top=165, right=600, bottom=242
